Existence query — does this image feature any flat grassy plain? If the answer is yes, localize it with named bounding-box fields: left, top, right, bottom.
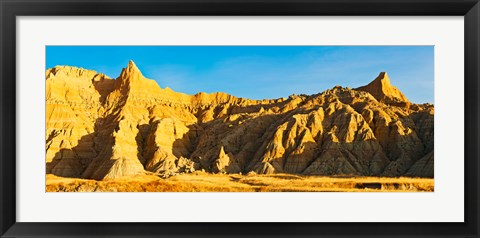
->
left=46, top=172, right=434, bottom=192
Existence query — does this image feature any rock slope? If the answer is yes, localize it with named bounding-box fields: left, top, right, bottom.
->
left=46, top=61, right=434, bottom=180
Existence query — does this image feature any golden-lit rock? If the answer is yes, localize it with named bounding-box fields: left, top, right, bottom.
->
left=46, top=61, right=434, bottom=180
left=356, top=72, right=410, bottom=107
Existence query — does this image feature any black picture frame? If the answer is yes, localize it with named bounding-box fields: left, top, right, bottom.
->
left=1, top=0, right=479, bottom=237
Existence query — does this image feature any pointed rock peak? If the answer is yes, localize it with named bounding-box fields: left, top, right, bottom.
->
left=127, top=60, right=138, bottom=71
left=375, top=71, right=392, bottom=85
left=356, top=72, right=409, bottom=105
left=117, top=60, right=146, bottom=86
left=364, top=72, right=391, bottom=88
left=378, top=71, right=389, bottom=79
left=122, top=60, right=141, bottom=75
left=219, top=146, right=226, bottom=156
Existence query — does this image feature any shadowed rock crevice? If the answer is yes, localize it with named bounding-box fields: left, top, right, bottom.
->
left=47, top=132, right=97, bottom=178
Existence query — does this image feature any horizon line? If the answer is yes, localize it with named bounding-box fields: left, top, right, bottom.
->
left=46, top=62, right=433, bottom=105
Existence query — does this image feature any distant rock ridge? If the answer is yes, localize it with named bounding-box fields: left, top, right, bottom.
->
left=46, top=61, right=434, bottom=180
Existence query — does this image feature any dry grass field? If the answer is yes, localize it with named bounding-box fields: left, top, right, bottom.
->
left=46, top=172, right=434, bottom=192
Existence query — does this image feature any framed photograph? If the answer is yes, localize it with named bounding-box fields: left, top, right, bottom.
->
left=1, top=0, right=479, bottom=237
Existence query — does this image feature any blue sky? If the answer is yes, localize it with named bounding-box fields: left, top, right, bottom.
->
left=46, top=46, right=434, bottom=103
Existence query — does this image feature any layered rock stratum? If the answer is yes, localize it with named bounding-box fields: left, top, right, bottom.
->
left=46, top=61, right=434, bottom=180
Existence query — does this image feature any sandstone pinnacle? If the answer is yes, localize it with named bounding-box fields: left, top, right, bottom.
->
left=118, top=60, right=144, bottom=84
left=356, top=72, right=409, bottom=105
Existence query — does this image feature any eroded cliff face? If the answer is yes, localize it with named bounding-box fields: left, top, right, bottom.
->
left=46, top=61, right=434, bottom=180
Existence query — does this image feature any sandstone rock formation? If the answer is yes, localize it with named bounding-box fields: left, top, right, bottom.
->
left=356, top=72, right=410, bottom=107
left=46, top=61, right=434, bottom=180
